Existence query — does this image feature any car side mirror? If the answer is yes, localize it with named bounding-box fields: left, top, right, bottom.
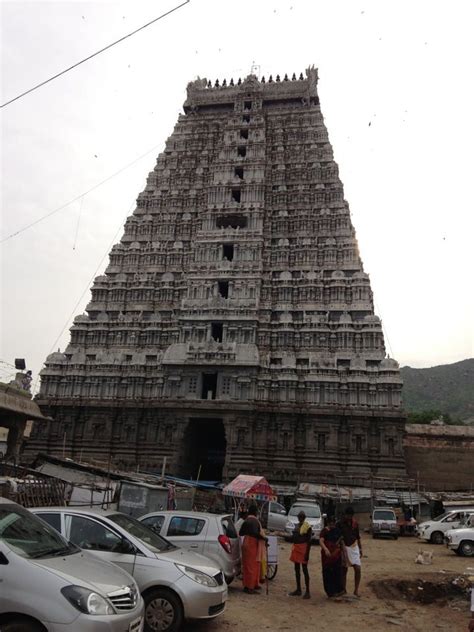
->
left=0, top=551, right=9, bottom=565
left=322, top=513, right=327, bottom=519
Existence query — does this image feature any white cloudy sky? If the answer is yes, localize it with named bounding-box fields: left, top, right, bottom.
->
left=1, top=0, right=473, bottom=390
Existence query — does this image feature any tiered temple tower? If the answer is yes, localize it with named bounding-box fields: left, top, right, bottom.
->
left=29, top=67, right=407, bottom=483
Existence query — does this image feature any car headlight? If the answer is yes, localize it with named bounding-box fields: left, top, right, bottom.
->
left=61, top=585, right=115, bottom=615
left=176, top=564, right=218, bottom=587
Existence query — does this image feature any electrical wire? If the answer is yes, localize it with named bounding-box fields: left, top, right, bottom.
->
left=1, top=1, right=190, bottom=108
left=0, top=359, right=17, bottom=369
left=375, top=299, right=395, bottom=358
left=32, top=204, right=134, bottom=395
left=0, top=143, right=161, bottom=244
left=72, top=196, right=84, bottom=250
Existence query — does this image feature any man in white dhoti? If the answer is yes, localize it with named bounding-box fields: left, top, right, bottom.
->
left=338, top=506, right=362, bottom=598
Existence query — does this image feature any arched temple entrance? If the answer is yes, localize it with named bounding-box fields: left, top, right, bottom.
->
left=181, top=418, right=226, bottom=481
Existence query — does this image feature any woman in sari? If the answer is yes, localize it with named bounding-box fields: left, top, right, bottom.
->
left=320, top=515, right=344, bottom=598
left=239, top=504, right=267, bottom=594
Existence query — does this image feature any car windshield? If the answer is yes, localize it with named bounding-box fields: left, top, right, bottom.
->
left=289, top=505, right=321, bottom=518
left=432, top=512, right=449, bottom=521
left=373, top=510, right=395, bottom=521
left=108, top=513, right=176, bottom=553
left=0, top=504, right=77, bottom=559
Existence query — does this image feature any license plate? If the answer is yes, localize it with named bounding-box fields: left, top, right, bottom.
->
left=129, top=617, right=143, bottom=632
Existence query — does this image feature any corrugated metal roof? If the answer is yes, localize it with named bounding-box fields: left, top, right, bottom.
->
left=298, top=482, right=428, bottom=504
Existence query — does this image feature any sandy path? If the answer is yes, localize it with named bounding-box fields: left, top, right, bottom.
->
left=184, top=536, right=472, bottom=632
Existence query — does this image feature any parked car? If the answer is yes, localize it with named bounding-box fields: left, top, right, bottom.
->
left=31, top=507, right=228, bottom=632
left=284, top=502, right=324, bottom=542
left=138, top=510, right=240, bottom=584
left=445, top=523, right=474, bottom=556
left=417, top=509, right=474, bottom=544
left=371, top=507, right=399, bottom=539
left=0, top=497, right=144, bottom=632
left=260, top=501, right=288, bottom=532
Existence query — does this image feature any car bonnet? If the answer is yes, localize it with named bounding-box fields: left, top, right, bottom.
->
left=33, top=549, right=135, bottom=595
left=157, top=546, right=222, bottom=576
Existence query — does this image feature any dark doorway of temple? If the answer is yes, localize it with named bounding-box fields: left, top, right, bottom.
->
left=182, top=418, right=226, bottom=481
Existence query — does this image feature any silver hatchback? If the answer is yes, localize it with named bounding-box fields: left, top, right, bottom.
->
left=138, top=511, right=241, bottom=584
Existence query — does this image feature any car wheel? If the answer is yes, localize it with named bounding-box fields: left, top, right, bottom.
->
left=372, top=533, right=378, bottom=539
left=1, top=619, right=44, bottom=632
left=459, top=540, right=474, bottom=557
left=393, top=536, right=398, bottom=540
left=430, top=531, right=444, bottom=545
left=144, top=588, right=183, bottom=632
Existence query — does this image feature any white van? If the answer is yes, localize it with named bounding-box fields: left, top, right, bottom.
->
left=0, top=497, right=144, bottom=632
left=284, top=502, right=324, bottom=541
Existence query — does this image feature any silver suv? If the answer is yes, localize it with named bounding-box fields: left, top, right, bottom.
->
left=138, top=511, right=241, bottom=584
left=0, top=498, right=144, bottom=632
left=32, top=506, right=227, bottom=632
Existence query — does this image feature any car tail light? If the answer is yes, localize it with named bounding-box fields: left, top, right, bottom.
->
left=218, top=534, right=232, bottom=554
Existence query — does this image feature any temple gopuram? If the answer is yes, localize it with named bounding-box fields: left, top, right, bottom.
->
left=28, top=67, right=407, bottom=483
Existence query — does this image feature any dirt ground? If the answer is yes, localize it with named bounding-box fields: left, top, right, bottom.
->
left=184, top=536, right=473, bottom=632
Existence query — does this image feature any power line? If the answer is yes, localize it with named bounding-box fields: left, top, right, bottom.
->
left=1, top=1, right=190, bottom=108
left=32, top=205, right=133, bottom=395
left=72, top=196, right=84, bottom=251
left=375, top=299, right=395, bottom=359
left=0, top=143, right=161, bottom=244
left=0, top=359, right=17, bottom=369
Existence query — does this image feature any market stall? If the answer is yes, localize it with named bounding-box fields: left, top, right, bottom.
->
left=223, top=475, right=279, bottom=581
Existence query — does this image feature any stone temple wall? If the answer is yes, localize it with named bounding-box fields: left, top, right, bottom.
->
left=26, top=67, right=407, bottom=483
left=404, top=425, right=474, bottom=491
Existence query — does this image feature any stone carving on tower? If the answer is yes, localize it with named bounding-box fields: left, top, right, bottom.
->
left=29, top=68, right=406, bottom=483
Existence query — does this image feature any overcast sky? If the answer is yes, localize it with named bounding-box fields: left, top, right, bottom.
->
left=1, top=0, right=473, bottom=390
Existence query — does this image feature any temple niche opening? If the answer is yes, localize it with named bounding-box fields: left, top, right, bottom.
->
left=181, top=418, right=227, bottom=481
left=27, top=66, right=407, bottom=484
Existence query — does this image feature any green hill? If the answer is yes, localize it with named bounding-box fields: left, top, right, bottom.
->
left=401, top=358, right=474, bottom=424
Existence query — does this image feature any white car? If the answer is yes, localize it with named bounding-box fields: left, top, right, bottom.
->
left=138, top=511, right=241, bottom=584
left=0, top=498, right=144, bottom=632
left=417, top=509, right=474, bottom=544
left=284, top=502, right=324, bottom=542
left=445, top=514, right=474, bottom=556
left=445, top=525, right=474, bottom=556
left=31, top=507, right=227, bottom=632
left=261, top=502, right=288, bottom=532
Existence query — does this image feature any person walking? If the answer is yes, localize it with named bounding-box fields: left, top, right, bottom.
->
left=320, top=515, right=344, bottom=598
left=289, top=511, right=312, bottom=599
left=338, top=506, right=362, bottom=598
left=239, top=504, right=267, bottom=594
